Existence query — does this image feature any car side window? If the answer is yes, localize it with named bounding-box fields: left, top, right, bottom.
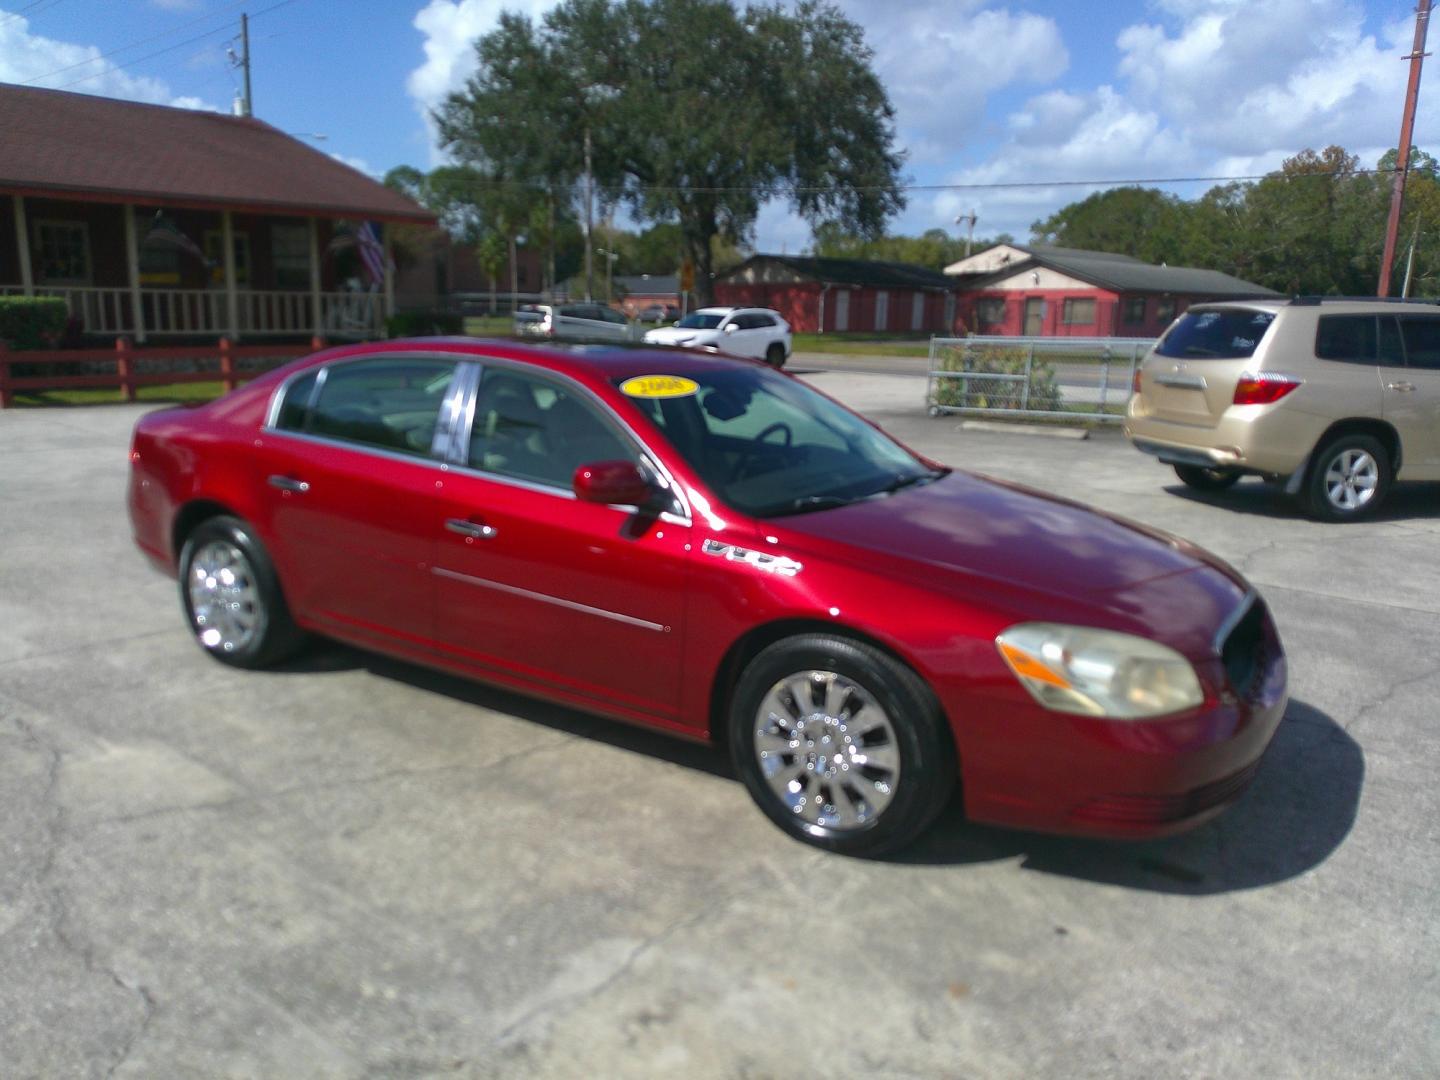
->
left=1315, top=315, right=1376, bottom=364
left=1399, top=315, right=1440, bottom=370
left=305, top=358, right=458, bottom=457
left=468, top=368, right=637, bottom=489
left=601, top=307, right=628, bottom=324
left=275, top=369, right=319, bottom=430
left=1378, top=316, right=1405, bottom=366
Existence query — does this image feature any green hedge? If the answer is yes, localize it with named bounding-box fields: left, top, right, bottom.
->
left=385, top=310, right=465, bottom=338
left=0, top=296, right=69, bottom=350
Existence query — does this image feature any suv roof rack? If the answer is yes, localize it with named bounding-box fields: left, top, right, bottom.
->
left=1288, top=295, right=1440, bottom=306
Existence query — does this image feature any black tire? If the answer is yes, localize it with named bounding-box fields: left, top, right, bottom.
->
left=765, top=342, right=787, bottom=369
left=1303, top=433, right=1392, bottom=522
left=178, top=515, right=306, bottom=668
left=728, top=634, right=956, bottom=856
left=1174, top=464, right=1242, bottom=491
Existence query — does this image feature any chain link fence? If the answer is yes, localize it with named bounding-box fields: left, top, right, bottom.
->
left=926, top=336, right=1156, bottom=423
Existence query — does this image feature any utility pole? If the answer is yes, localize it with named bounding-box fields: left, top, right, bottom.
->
left=1379, top=0, right=1431, bottom=296
left=583, top=126, right=594, bottom=302
left=955, top=210, right=978, bottom=257
left=229, top=14, right=253, bottom=117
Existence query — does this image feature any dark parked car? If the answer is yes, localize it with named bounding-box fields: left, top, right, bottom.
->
left=129, top=339, right=1287, bottom=854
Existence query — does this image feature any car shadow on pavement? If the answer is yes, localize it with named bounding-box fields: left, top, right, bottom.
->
left=1164, top=479, right=1440, bottom=521
left=896, top=699, right=1362, bottom=893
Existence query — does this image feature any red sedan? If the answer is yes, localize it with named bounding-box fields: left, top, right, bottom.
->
left=128, top=339, right=1287, bottom=855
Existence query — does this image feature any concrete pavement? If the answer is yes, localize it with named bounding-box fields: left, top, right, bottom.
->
left=1, top=379, right=1437, bottom=1079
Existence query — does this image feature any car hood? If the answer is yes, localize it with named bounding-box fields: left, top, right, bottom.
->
left=770, top=470, right=1243, bottom=616
left=645, top=326, right=716, bottom=344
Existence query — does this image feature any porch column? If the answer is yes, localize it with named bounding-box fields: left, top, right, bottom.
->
left=308, top=216, right=323, bottom=337
left=123, top=204, right=146, bottom=344
left=221, top=210, right=239, bottom=340
left=382, top=225, right=395, bottom=331
left=12, top=196, right=33, bottom=296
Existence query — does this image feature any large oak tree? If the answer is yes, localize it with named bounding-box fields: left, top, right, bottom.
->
left=434, top=0, right=904, bottom=304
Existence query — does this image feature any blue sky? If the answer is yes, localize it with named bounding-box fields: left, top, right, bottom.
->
left=1, top=0, right=1432, bottom=251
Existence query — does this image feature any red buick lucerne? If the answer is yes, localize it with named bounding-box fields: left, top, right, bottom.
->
left=128, top=339, right=1287, bottom=855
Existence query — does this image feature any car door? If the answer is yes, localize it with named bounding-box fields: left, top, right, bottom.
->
left=1392, top=314, right=1440, bottom=474
left=259, top=355, right=462, bottom=644
left=723, top=313, right=762, bottom=358
left=430, top=363, right=691, bottom=721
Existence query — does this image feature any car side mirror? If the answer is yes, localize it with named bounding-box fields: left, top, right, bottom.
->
left=723, top=323, right=737, bottom=333
left=573, top=460, right=654, bottom=506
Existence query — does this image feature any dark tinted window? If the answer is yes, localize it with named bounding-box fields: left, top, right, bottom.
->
left=1156, top=308, right=1275, bottom=359
left=275, top=370, right=318, bottom=430
left=469, top=368, right=635, bottom=489
left=1315, top=315, right=1377, bottom=363
left=308, top=358, right=456, bottom=456
left=1399, top=316, right=1440, bottom=370
left=1122, top=297, right=1146, bottom=324
left=677, top=313, right=724, bottom=329
left=1378, top=316, right=1405, bottom=365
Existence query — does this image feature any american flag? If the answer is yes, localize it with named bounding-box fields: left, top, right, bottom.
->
left=356, top=221, right=387, bottom=285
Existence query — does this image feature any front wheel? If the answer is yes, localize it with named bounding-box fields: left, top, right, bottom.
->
left=1174, top=464, right=1241, bottom=491
left=1303, top=434, right=1392, bottom=521
left=179, top=515, right=305, bottom=668
left=729, top=634, right=956, bottom=856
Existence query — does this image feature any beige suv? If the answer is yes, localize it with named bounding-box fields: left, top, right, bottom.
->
left=1126, top=298, right=1440, bottom=520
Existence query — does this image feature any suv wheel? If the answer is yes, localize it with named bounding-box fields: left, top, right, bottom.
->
left=729, top=634, right=956, bottom=856
left=1304, top=433, right=1392, bottom=521
left=1174, top=464, right=1241, bottom=491
left=765, top=343, right=787, bottom=368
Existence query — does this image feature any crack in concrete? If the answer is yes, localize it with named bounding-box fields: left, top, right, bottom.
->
left=7, top=710, right=160, bottom=1078
left=0, top=627, right=176, bottom=671
left=1346, top=662, right=1440, bottom=735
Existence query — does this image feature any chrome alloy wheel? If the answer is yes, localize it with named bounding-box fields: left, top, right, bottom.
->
left=1324, top=448, right=1379, bottom=512
left=753, top=670, right=901, bottom=831
left=187, top=540, right=261, bottom=653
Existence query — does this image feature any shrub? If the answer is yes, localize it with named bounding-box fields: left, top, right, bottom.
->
left=0, top=296, right=69, bottom=350
left=932, top=341, right=1063, bottom=412
left=385, top=310, right=465, bottom=338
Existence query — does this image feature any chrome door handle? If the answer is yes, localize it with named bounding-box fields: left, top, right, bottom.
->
left=445, top=518, right=496, bottom=539
left=1387, top=381, right=1417, bottom=392
left=267, top=475, right=310, bottom=493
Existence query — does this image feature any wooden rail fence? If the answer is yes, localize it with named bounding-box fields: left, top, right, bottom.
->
left=0, top=337, right=325, bottom=408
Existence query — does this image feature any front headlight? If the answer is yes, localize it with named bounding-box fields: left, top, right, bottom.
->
left=996, top=623, right=1204, bottom=720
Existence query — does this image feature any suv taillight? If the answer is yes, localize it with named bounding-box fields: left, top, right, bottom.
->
left=1132, top=367, right=1143, bottom=395
left=1233, top=372, right=1301, bottom=406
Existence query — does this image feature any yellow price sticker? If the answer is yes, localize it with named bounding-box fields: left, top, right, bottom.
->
left=620, top=375, right=700, bottom=399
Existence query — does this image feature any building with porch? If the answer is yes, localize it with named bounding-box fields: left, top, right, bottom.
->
left=0, top=85, right=433, bottom=344
left=944, top=244, right=1277, bottom=338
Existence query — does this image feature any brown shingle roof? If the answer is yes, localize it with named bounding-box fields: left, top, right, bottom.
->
left=0, top=84, right=433, bottom=224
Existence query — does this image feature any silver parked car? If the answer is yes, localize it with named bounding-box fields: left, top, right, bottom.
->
left=514, top=303, right=641, bottom=343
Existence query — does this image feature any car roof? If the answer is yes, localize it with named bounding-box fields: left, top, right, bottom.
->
left=301, top=336, right=769, bottom=384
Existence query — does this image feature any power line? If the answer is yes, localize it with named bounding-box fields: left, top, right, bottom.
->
left=0, top=1, right=64, bottom=29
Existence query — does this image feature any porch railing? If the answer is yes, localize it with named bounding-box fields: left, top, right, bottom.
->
left=0, top=285, right=387, bottom=339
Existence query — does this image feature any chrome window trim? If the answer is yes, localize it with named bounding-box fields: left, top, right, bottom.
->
left=1212, top=589, right=1258, bottom=656
left=262, top=349, right=693, bottom=525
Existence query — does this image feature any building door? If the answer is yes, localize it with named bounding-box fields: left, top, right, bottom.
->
left=835, top=289, right=850, bottom=331
left=943, top=293, right=955, bottom=333
left=1024, top=297, right=1045, bottom=336
left=911, top=292, right=925, bottom=330
left=874, top=290, right=889, bottom=331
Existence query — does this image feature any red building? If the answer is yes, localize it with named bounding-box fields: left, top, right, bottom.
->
left=714, top=255, right=957, bottom=333
left=945, top=244, right=1277, bottom=337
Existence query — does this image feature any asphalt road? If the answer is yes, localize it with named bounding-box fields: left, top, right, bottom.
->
left=2, top=376, right=1437, bottom=1078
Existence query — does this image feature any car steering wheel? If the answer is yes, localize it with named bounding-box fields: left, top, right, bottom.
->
left=730, top=422, right=793, bottom=483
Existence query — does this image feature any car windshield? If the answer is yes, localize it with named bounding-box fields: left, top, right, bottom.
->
left=676, top=313, right=725, bottom=329
left=1155, top=309, right=1276, bottom=359
left=616, top=367, right=942, bottom=517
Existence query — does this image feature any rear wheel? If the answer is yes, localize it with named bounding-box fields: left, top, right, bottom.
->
left=1304, top=434, right=1391, bottom=521
left=729, top=634, right=955, bottom=856
left=1174, top=464, right=1242, bottom=491
left=179, top=515, right=305, bottom=668
left=765, top=342, right=787, bottom=369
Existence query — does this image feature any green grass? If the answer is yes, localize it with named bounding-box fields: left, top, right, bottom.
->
left=11, top=381, right=229, bottom=407
left=462, top=315, right=517, bottom=336
left=791, top=332, right=933, bottom=357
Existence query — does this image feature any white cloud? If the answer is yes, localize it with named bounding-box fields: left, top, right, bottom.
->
left=406, top=0, right=560, bottom=163
left=329, top=152, right=379, bottom=179
left=0, top=10, right=217, bottom=110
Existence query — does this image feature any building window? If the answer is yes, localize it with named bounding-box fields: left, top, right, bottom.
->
left=271, top=223, right=310, bottom=290
left=204, top=231, right=252, bottom=286
left=975, top=297, right=1006, bottom=327
left=1122, top=297, right=1146, bottom=324
left=874, top=290, right=889, bottom=331
left=1062, top=298, right=1096, bottom=325
left=1156, top=298, right=1176, bottom=324
left=35, top=221, right=90, bottom=283
left=911, top=291, right=924, bottom=330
